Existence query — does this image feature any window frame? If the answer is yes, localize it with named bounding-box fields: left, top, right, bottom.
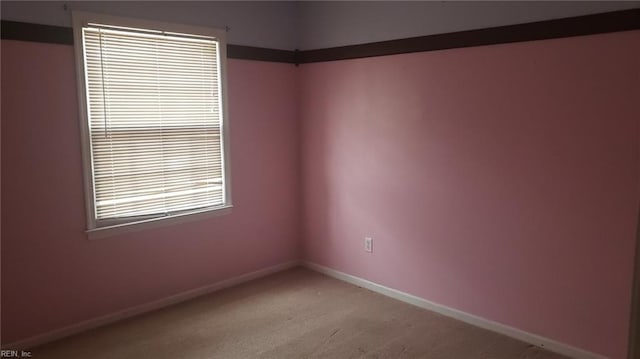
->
left=72, top=11, right=232, bottom=239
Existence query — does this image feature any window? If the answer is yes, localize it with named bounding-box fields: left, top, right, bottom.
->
left=73, top=12, right=231, bottom=238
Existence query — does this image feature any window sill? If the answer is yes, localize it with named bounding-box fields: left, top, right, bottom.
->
left=86, top=205, right=233, bottom=240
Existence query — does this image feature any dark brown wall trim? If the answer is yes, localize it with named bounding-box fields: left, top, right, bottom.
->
left=2, top=8, right=639, bottom=64
left=299, top=8, right=640, bottom=63
left=0, top=20, right=297, bottom=64
left=1, top=20, right=74, bottom=45
left=227, top=45, right=296, bottom=64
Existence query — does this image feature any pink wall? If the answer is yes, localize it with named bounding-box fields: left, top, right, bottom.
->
left=0, top=40, right=300, bottom=344
left=2, top=29, right=640, bottom=358
left=300, top=30, right=640, bottom=359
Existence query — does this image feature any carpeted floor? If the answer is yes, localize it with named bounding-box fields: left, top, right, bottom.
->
left=31, top=267, right=568, bottom=358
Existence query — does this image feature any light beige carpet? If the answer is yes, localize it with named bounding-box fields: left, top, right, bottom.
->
left=32, top=267, right=568, bottom=358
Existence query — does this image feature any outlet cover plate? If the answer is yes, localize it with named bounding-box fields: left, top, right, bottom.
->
left=365, top=237, right=373, bottom=253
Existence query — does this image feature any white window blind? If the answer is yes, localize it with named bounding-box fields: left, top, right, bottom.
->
left=81, top=23, right=227, bottom=225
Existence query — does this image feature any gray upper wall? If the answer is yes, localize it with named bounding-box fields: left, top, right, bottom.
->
left=298, top=1, right=640, bottom=50
left=0, top=1, right=299, bottom=50
left=2, top=1, right=639, bottom=50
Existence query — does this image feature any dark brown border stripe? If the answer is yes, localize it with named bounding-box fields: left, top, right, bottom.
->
left=227, top=45, right=296, bottom=64
left=1, top=20, right=73, bottom=45
left=0, top=20, right=297, bottom=63
left=298, top=8, right=640, bottom=63
left=3, top=8, right=639, bottom=64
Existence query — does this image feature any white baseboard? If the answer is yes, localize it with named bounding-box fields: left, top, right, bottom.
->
left=302, top=261, right=607, bottom=359
left=3, top=260, right=300, bottom=350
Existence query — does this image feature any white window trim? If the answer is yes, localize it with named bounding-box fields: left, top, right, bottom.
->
left=72, top=11, right=232, bottom=240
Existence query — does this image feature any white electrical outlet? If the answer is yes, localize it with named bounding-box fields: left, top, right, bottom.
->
left=364, top=237, right=373, bottom=253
